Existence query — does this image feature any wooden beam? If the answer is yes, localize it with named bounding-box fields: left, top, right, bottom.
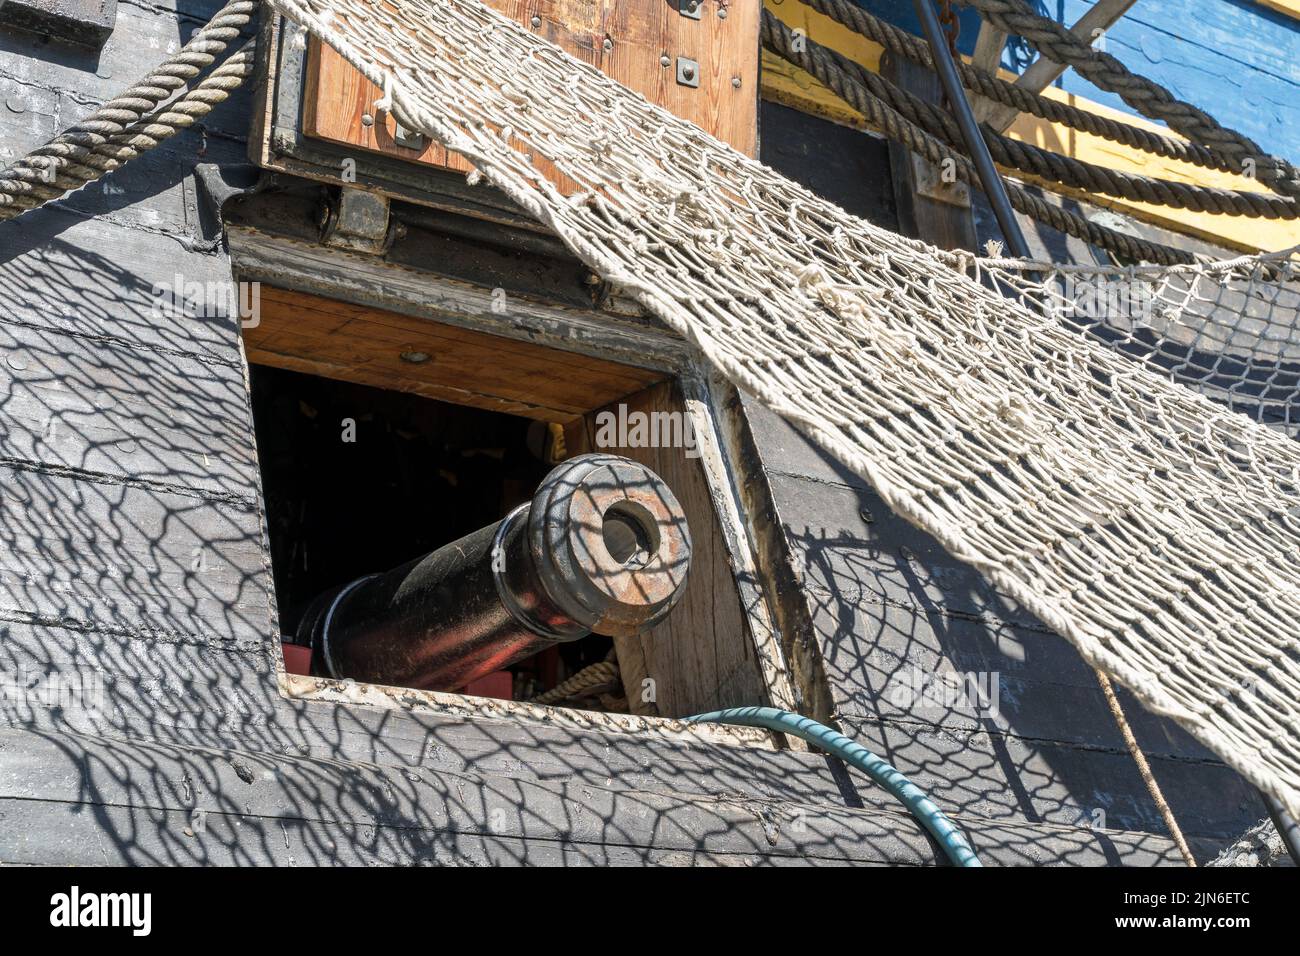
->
left=982, top=0, right=1140, bottom=133
left=881, top=52, right=977, bottom=252
left=303, top=0, right=761, bottom=184
left=243, top=286, right=666, bottom=422
left=969, top=19, right=1008, bottom=123
left=226, top=221, right=697, bottom=372
left=1255, top=0, right=1300, bottom=21
left=566, top=381, right=770, bottom=719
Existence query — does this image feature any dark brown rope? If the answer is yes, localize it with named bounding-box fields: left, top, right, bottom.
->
left=959, top=0, right=1300, bottom=198
left=797, top=0, right=1279, bottom=186
left=763, top=13, right=1196, bottom=265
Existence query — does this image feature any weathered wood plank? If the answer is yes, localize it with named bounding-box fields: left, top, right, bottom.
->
left=0, top=464, right=274, bottom=642
left=808, top=601, right=1216, bottom=759
left=738, top=391, right=1257, bottom=842
left=0, top=728, right=1206, bottom=865
left=244, top=286, right=665, bottom=422
left=0, top=799, right=867, bottom=866
left=766, top=467, right=1227, bottom=763
left=881, top=53, right=976, bottom=252
left=0, top=215, right=245, bottom=364
left=569, top=381, right=769, bottom=718
left=601, top=0, right=760, bottom=157
left=0, top=619, right=839, bottom=811
left=0, top=320, right=259, bottom=496
left=969, top=17, right=1008, bottom=124
left=302, top=0, right=759, bottom=182
left=759, top=101, right=898, bottom=229
left=840, top=716, right=1259, bottom=842
left=227, top=220, right=694, bottom=372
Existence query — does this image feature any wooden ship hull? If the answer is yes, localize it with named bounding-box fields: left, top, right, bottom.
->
left=0, top=0, right=1295, bottom=866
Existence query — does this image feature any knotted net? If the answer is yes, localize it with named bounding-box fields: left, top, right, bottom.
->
left=268, top=0, right=1300, bottom=817
left=974, top=252, right=1300, bottom=438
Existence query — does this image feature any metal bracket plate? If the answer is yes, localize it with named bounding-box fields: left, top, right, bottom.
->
left=678, top=0, right=702, bottom=20
left=676, top=57, right=700, bottom=88
left=909, top=152, right=971, bottom=208
left=391, top=116, right=428, bottom=152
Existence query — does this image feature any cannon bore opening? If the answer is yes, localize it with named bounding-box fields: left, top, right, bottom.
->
left=602, top=502, right=658, bottom=567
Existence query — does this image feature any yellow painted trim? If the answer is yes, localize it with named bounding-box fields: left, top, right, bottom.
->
left=1255, top=0, right=1300, bottom=23
left=760, top=0, right=1300, bottom=253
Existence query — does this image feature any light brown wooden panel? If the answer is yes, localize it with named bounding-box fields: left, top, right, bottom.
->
left=244, top=286, right=665, bottom=421
left=566, top=380, right=768, bottom=718
left=302, top=0, right=759, bottom=181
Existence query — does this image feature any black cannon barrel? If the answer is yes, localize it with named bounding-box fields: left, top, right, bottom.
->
left=297, top=454, right=692, bottom=693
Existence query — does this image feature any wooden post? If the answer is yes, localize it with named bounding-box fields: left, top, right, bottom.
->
left=881, top=51, right=977, bottom=252
left=970, top=20, right=1009, bottom=123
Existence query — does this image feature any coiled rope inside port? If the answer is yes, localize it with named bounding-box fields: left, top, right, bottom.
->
left=527, top=660, right=620, bottom=706
left=687, top=706, right=982, bottom=867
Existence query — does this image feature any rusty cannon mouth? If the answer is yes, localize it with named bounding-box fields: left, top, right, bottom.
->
left=296, top=454, right=692, bottom=693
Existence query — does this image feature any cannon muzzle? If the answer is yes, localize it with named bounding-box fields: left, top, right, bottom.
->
left=296, top=454, right=692, bottom=693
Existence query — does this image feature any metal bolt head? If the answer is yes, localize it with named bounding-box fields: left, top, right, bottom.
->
left=361, top=113, right=374, bottom=127
left=603, top=36, right=613, bottom=51
left=530, top=15, right=541, bottom=28
left=676, top=58, right=700, bottom=87
left=732, top=76, right=742, bottom=89
left=660, top=54, right=671, bottom=68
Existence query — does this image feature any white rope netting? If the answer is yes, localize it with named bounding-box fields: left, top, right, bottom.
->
left=268, top=0, right=1300, bottom=817
left=976, top=253, right=1300, bottom=438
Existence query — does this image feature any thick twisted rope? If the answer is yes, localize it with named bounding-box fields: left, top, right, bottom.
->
left=763, top=16, right=1195, bottom=264
left=797, top=0, right=1261, bottom=181
left=97, top=42, right=259, bottom=166
left=960, top=0, right=1300, bottom=198
left=528, top=661, right=620, bottom=707
left=772, top=15, right=1295, bottom=221
left=0, top=0, right=257, bottom=220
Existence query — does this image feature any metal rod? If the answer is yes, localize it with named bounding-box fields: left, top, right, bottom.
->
left=1096, top=670, right=1197, bottom=866
left=911, top=0, right=1032, bottom=259
left=1260, top=790, right=1300, bottom=867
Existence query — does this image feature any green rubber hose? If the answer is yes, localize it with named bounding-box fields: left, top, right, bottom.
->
left=687, top=706, right=982, bottom=867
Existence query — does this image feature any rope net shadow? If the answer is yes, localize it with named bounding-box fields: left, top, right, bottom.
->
left=270, top=0, right=1300, bottom=816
